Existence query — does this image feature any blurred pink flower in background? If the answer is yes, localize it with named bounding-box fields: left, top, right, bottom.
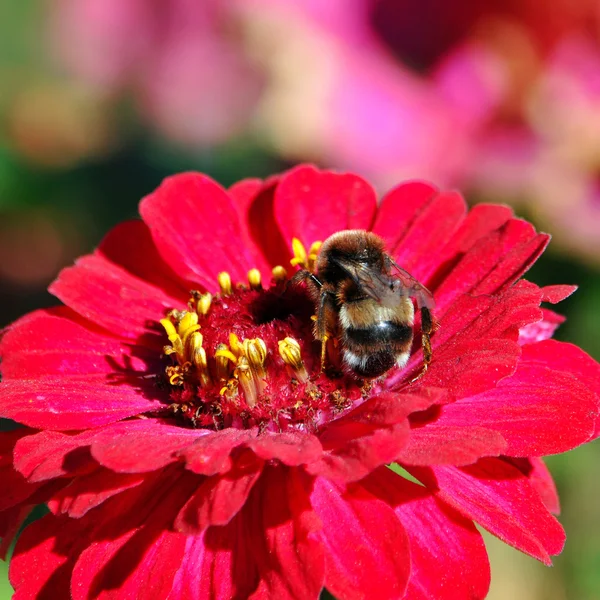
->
left=235, top=0, right=600, bottom=263
left=50, top=0, right=264, bottom=147
left=48, top=0, right=600, bottom=262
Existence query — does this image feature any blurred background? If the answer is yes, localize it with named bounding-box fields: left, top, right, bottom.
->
left=1, top=1, right=600, bottom=597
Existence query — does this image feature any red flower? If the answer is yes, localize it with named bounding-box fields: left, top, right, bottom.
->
left=1, top=165, right=599, bottom=599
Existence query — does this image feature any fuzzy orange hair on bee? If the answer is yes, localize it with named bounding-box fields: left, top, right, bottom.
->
left=293, top=230, right=435, bottom=378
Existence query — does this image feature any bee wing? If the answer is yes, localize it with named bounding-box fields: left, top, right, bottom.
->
left=384, top=255, right=435, bottom=310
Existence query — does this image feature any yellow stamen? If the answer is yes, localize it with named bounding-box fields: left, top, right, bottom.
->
left=160, top=318, right=185, bottom=361
left=248, top=269, right=262, bottom=291
left=215, top=343, right=233, bottom=382
left=290, top=237, right=308, bottom=267
left=272, top=265, right=288, bottom=282
left=243, top=338, right=268, bottom=392
left=215, top=347, right=238, bottom=364
left=229, top=332, right=243, bottom=357
left=197, top=293, right=212, bottom=316
left=235, top=357, right=257, bottom=407
left=218, top=272, right=232, bottom=296
left=178, top=311, right=200, bottom=346
left=278, top=337, right=309, bottom=383
left=169, top=372, right=183, bottom=386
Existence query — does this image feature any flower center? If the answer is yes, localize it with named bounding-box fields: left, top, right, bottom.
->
left=158, top=239, right=368, bottom=431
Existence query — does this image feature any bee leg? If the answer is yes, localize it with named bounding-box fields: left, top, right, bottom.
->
left=320, top=334, right=329, bottom=372
left=410, top=306, right=435, bottom=383
left=315, top=290, right=330, bottom=371
left=421, top=306, right=434, bottom=370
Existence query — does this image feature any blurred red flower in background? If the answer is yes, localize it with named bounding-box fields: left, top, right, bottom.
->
left=1, top=165, right=599, bottom=599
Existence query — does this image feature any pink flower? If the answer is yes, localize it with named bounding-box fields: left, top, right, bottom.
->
left=239, top=0, right=600, bottom=262
left=1, top=165, right=599, bottom=599
left=50, top=0, right=263, bottom=146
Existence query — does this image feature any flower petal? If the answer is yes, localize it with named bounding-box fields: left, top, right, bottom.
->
left=426, top=203, right=514, bottom=288
left=398, top=425, right=506, bottom=465
left=49, top=253, right=183, bottom=339
left=248, top=467, right=325, bottom=600
left=274, top=165, right=377, bottom=247
left=229, top=176, right=289, bottom=272
left=97, top=219, right=191, bottom=299
left=411, top=457, right=566, bottom=564
left=1, top=376, right=162, bottom=430
left=363, top=467, right=490, bottom=600
left=73, top=528, right=186, bottom=600
left=433, top=219, right=548, bottom=315
left=399, top=281, right=543, bottom=396
left=10, top=514, right=80, bottom=599
left=14, top=429, right=98, bottom=481
left=312, top=476, right=410, bottom=600
left=90, top=419, right=204, bottom=473
left=48, top=469, right=147, bottom=518
left=139, top=172, right=258, bottom=288
left=0, top=307, right=158, bottom=380
left=436, top=361, right=599, bottom=456
left=177, top=428, right=255, bottom=476
left=392, top=191, right=467, bottom=282
left=70, top=472, right=199, bottom=600
left=246, top=431, right=323, bottom=467
left=174, top=458, right=263, bottom=534
left=371, top=181, right=438, bottom=250
left=308, top=392, right=435, bottom=482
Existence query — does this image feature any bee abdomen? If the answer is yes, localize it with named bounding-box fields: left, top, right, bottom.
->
left=345, top=321, right=412, bottom=346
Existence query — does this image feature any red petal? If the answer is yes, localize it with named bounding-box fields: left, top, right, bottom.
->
left=0, top=465, right=43, bottom=511
left=246, top=431, right=323, bottom=467
left=49, top=253, right=183, bottom=339
left=14, top=429, right=98, bottom=481
left=139, top=172, right=259, bottom=288
left=427, top=203, right=514, bottom=289
left=174, top=458, right=263, bottom=534
left=411, top=458, right=565, bottom=564
left=521, top=340, right=600, bottom=440
left=363, top=467, right=490, bottom=600
left=97, top=219, right=191, bottom=299
left=540, top=285, right=577, bottom=303
left=398, top=425, right=506, bottom=465
left=308, top=392, right=434, bottom=482
left=433, top=219, right=546, bottom=315
left=371, top=181, right=438, bottom=250
left=10, top=514, right=81, bottom=599
left=524, top=457, right=561, bottom=515
left=437, top=361, right=599, bottom=456
left=1, top=377, right=162, bottom=430
left=90, top=419, right=202, bottom=473
left=170, top=520, right=259, bottom=599
left=473, top=233, right=549, bottom=296
left=68, top=469, right=199, bottom=599
left=392, top=191, right=467, bottom=282
left=48, top=469, right=146, bottom=518
left=274, top=165, right=377, bottom=248
left=178, top=428, right=255, bottom=476
left=229, top=177, right=289, bottom=272
left=312, top=477, right=410, bottom=600
left=248, top=467, right=324, bottom=600
left=72, top=528, right=186, bottom=600
left=518, top=308, right=565, bottom=345
left=399, top=282, right=543, bottom=397
left=0, top=308, right=157, bottom=380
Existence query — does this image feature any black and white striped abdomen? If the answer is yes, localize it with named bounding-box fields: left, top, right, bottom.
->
left=343, top=319, right=413, bottom=378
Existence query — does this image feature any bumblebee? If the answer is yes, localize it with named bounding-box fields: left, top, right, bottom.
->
left=293, top=230, right=435, bottom=378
